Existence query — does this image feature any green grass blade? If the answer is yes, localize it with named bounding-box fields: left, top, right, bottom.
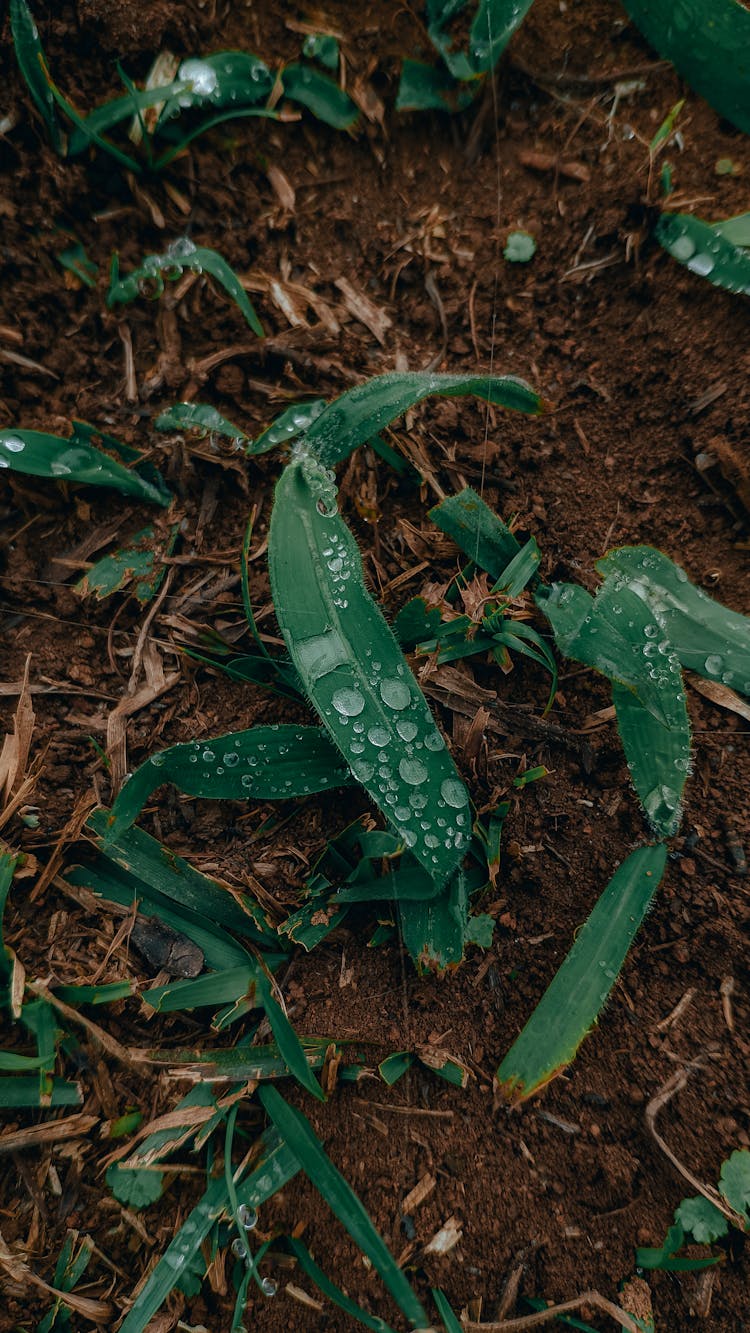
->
left=398, top=868, right=485, bottom=971
left=428, top=0, right=536, bottom=79
left=255, top=971, right=325, bottom=1101
left=0, top=428, right=171, bottom=506
left=9, top=0, right=62, bottom=149
left=612, top=681, right=690, bottom=837
left=65, top=79, right=187, bottom=154
left=87, top=809, right=276, bottom=945
left=269, top=454, right=471, bottom=887
left=285, top=1236, right=397, bottom=1332
left=118, top=1129, right=299, bottom=1333
left=163, top=1038, right=362, bottom=1083
left=155, top=401, right=247, bottom=443
left=66, top=858, right=254, bottom=971
left=396, top=60, right=474, bottom=112
left=107, top=240, right=263, bottom=336
left=156, top=51, right=274, bottom=124
left=304, top=373, right=542, bottom=467
left=0, top=1076, right=81, bottom=1108
left=144, top=965, right=259, bottom=1014
left=0, top=851, right=19, bottom=992
left=106, top=724, right=354, bottom=839
left=152, top=106, right=278, bottom=169
left=251, top=399, right=326, bottom=453
left=497, top=843, right=667, bottom=1102
left=430, top=487, right=524, bottom=579
left=596, top=546, right=750, bottom=697
left=656, top=212, right=750, bottom=295
left=57, top=241, right=98, bottom=287
left=76, top=524, right=178, bottom=604
left=432, top=1288, right=463, bottom=1333
left=491, top=538, right=541, bottom=596
left=46, top=75, right=142, bottom=172
left=281, top=64, right=358, bottom=129
left=622, top=0, right=750, bottom=135
left=258, top=1085, right=430, bottom=1329
left=52, top=980, right=135, bottom=1005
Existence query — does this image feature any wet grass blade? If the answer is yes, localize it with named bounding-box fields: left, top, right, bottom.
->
left=622, top=0, right=750, bottom=135
left=155, top=401, right=248, bottom=443
left=429, top=487, right=524, bottom=579
left=107, top=241, right=263, bottom=337
left=154, top=50, right=273, bottom=124
left=269, top=453, right=472, bottom=887
left=612, top=681, right=690, bottom=837
left=596, top=546, right=750, bottom=697
left=497, top=843, right=667, bottom=1102
left=143, top=965, right=260, bottom=1015
left=284, top=1236, right=396, bottom=1332
left=87, top=809, right=277, bottom=946
left=118, top=1129, right=299, bottom=1333
left=303, top=373, right=542, bottom=467
left=9, top=0, right=62, bottom=150
left=398, top=869, right=492, bottom=971
left=106, top=724, right=354, bottom=839
left=281, top=64, right=358, bottom=128
left=76, top=524, right=178, bottom=604
left=656, top=212, right=750, bottom=295
left=427, top=0, right=536, bottom=79
left=65, top=80, right=188, bottom=154
left=258, top=1085, right=431, bottom=1329
left=251, top=399, right=326, bottom=453
left=0, top=428, right=171, bottom=506
left=163, top=1039, right=364, bottom=1084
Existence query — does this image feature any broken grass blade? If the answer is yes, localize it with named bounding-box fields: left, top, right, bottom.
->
left=255, top=970, right=325, bottom=1102
left=429, top=487, right=524, bottom=580
left=269, top=455, right=471, bottom=887
left=87, top=809, right=276, bottom=946
left=397, top=869, right=491, bottom=972
left=497, top=843, right=667, bottom=1102
left=596, top=545, right=750, bottom=697
left=106, top=724, right=354, bottom=840
left=304, top=373, right=542, bottom=468
left=163, top=1039, right=363, bottom=1084
left=0, top=428, right=171, bottom=506
left=281, top=64, right=358, bottom=129
left=258, top=1085, right=431, bottom=1329
left=0, top=1076, right=81, bottom=1108
left=9, top=0, right=62, bottom=150
left=285, top=1236, right=396, bottom=1332
left=656, top=212, right=750, bottom=295
left=154, top=401, right=248, bottom=443
left=76, top=524, right=178, bottom=604
left=622, top=0, right=750, bottom=135
left=118, top=1128, right=299, bottom=1333
left=107, top=241, right=263, bottom=337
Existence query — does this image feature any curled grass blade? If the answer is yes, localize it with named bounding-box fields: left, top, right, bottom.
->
left=0, top=428, right=171, bottom=506
left=106, top=724, right=353, bottom=840
left=9, top=0, right=62, bottom=149
left=281, top=64, right=358, bottom=129
left=497, top=843, right=667, bottom=1102
left=107, top=240, right=263, bottom=336
left=118, top=1129, right=299, bottom=1333
left=656, top=212, right=750, bottom=295
left=596, top=545, right=750, bottom=697
left=622, top=0, right=750, bottom=134
left=258, top=1084, right=431, bottom=1329
left=303, top=373, right=542, bottom=467
left=269, top=453, right=472, bottom=887
left=155, top=401, right=248, bottom=443
left=427, top=0, right=536, bottom=79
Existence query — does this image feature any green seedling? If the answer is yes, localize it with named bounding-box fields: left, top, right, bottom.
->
left=0, top=422, right=171, bottom=506
left=107, top=240, right=264, bottom=336
left=622, top=0, right=750, bottom=135
left=302, top=34, right=340, bottom=70
left=281, top=64, right=358, bottom=129
left=657, top=210, right=750, bottom=295
left=57, top=241, right=98, bottom=288
left=396, top=60, right=475, bottom=112
left=640, top=1146, right=749, bottom=1270
left=154, top=400, right=248, bottom=446
left=396, top=0, right=535, bottom=111
left=37, top=1232, right=95, bottom=1333
left=497, top=844, right=667, bottom=1102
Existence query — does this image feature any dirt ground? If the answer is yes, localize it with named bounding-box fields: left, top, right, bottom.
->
left=1, top=1, right=748, bottom=1329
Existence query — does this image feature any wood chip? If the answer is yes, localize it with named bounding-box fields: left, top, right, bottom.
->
left=424, top=1214, right=462, bottom=1255
left=285, top=1283, right=324, bottom=1310
left=687, top=672, right=750, bottom=722
left=401, top=1172, right=436, bottom=1215
left=0, top=1112, right=98, bottom=1156
left=0, top=653, right=34, bottom=805
left=518, top=149, right=590, bottom=182
left=267, top=164, right=296, bottom=213
left=335, top=276, right=392, bottom=344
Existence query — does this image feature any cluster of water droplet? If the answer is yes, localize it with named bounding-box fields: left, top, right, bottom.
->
left=147, top=727, right=345, bottom=797
left=261, top=400, right=326, bottom=450
left=295, top=448, right=339, bottom=521
left=0, top=433, right=25, bottom=468
left=230, top=1203, right=277, bottom=1300
left=662, top=217, right=750, bottom=296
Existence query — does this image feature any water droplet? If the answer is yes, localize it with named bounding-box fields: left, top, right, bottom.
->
left=705, top=654, right=723, bottom=675
left=441, top=778, right=468, bottom=808
left=671, top=233, right=696, bottom=261
left=332, top=687, right=365, bottom=717
left=202, top=749, right=215, bottom=762
left=396, top=719, right=418, bottom=742
left=232, top=1238, right=246, bottom=1258
left=224, top=751, right=239, bottom=767
left=424, top=732, right=445, bottom=751
left=261, top=1277, right=278, bottom=1297
left=151, top=753, right=164, bottom=768
left=687, top=253, right=714, bottom=277
left=399, top=757, right=428, bottom=786
left=367, top=725, right=390, bottom=747
left=379, top=678, right=411, bottom=710
left=238, top=1204, right=258, bottom=1229
left=1, top=435, right=25, bottom=453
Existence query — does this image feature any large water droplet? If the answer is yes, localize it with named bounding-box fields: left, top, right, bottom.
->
left=367, top=725, right=390, bottom=747
left=332, top=687, right=365, bottom=717
left=396, top=719, right=418, bottom=742
left=399, top=757, right=428, bottom=786
left=379, top=678, right=411, bottom=710
left=424, top=731, right=445, bottom=751
left=441, top=778, right=468, bottom=808
left=704, top=654, right=723, bottom=675
left=1, top=435, right=25, bottom=453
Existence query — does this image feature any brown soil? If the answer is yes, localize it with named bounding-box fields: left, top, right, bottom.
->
left=1, top=1, right=748, bottom=1330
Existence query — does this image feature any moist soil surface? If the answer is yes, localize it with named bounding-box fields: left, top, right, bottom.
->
left=1, top=2, right=749, bottom=1330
